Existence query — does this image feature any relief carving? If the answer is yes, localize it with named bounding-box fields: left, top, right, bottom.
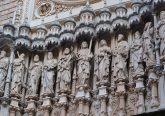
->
left=76, top=41, right=93, bottom=89
left=27, top=55, right=42, bottom=97
left=113, top=34, right=129, bottom=82
left=42, top=52, right=57, bottom=97
left=11, top=53, right=25, bottom=96
left=0, top=50, right=9, bottom=95
left=57, top=47, right=74, bottom=93
left=131, top=31, right=144, bottom=79
left=94, top=39, right=111, bottom=86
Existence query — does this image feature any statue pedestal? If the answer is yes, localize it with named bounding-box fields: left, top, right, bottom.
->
left=116, top=81, right=126, bottom=93
left=10, top=97, right=20, bottom=109
left=76, top=88, right=91, bottom=116
left=40, top=97, right=52, bottom=116
left=98, top=86, right=108, bottom=116
left=59, top=94, right=68, bottom=104
left=98, top=86, right=108, bottom=96
left=26, top=100, right=36, bottom=116
left=10, top=97, right=20, bottom=116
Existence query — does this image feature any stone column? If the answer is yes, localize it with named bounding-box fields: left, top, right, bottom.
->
left=118, top=94, right=126, bottom=116
left=9, top=107, right=16, bottom=116
left=60, top=104, right=67, bottom=116
left=41, top=97, right=52, bottom=116
left=150, top=80, right=159, bottom=109
left=78, top=99, right=84, bottom=115
left=159, top=72, right=165, bottom=109
left=116, top=81, right=126, bottom=116
left=93, top=39, right=99, bottom=90
left=84, top=100, right=90, bottom=116
left=100, top=97, right=107, bottom=116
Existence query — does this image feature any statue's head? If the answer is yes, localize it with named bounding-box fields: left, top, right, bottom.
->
left=117, top=34, right=124, bottom=42
left=34, top=55, right=39, bottom=62
left=47, top=52, right=53, bottom=60
left=100, top=39, right=107, bottom=47
left=135, top=31, right=141, bottom=39
left=0, top=50, right=6, bottom=57
left=64, top=47, right=70, bottom=55
left=81, top=41, right=88, bottom=49
left=19, top=53, right=25, bottom=60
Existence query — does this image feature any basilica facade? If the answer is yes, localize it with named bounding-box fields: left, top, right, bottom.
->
left=0, top=0, right=165, bottom=116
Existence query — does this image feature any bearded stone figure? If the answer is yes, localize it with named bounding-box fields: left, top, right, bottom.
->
left=27, top=55, right=42, bottom=97
left=113, top=34, right=129, bottom=81
left=42, top=52, right=57, bottom=96
left=11, top=53, right=25, bottom=95
left=143, top=22, right=156, bottom=67
left=58, top=47, right=74, bottom=93
left=94, top=39, right=111, bottom=86
left=77, top=41, right=93, bottom=88
left=131, top=31, right=144, bottom=78
left=0, top=50, right=9, bottom=95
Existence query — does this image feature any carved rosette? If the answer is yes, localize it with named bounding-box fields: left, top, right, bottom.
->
left=112, top=5, right=129, bottom=31
left=60, top=18, right=76, bottom=45
left=96, top=7, right=111, bottom=35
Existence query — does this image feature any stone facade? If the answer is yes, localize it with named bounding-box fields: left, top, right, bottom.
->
left=1, top=0, right=165, bottom=116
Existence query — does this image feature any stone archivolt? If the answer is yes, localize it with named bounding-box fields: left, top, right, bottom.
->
left=1, top=0, right=165, bottom=116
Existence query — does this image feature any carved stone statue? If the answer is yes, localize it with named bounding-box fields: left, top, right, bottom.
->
left=11, top=53, right=25, bottom=95
left=113, top=34, right=129, bottom=81
left=143, top=22, right=156, bottom=67
left=58, top=47, right=74, bottom=93
left=0, top=50, right=9, bottom=95
left=27, top=55, right=42, bottom=97
left=131, top=31, right=144, bottom=78
left=42, top=52, right=57, bottom=96
left=94, top=39, right=111, bottom=86
left=77, top=41, right=93, bottom=88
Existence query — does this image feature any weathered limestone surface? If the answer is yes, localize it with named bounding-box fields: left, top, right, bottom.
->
left=1, top=0, right=165, bottom=116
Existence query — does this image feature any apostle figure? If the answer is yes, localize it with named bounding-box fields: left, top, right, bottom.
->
left=27, top=55, right=42, bottom=96
left=58, top=47, right=74, bottom=93
left=142, top=22, right=156, bottom=67
left=113, top=34, right=129, bottom=81
left=77, top=41, right=93, bottom=88
left=94, top=39, right=111, bottom=85
left=42, top=52, right=57, bottom=96
left=0, top=50, right=9, bottom=95
left=11, top=53, right=25, bottom=95
left=131, top=31, right=144, bottom=78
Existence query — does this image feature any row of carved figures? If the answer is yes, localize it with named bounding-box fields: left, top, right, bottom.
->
left=0, top=21, right=161, bottom=97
